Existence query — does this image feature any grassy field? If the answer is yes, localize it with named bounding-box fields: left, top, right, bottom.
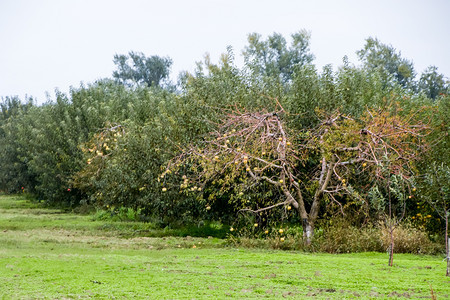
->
left=0, top=195, right=449, bottom=299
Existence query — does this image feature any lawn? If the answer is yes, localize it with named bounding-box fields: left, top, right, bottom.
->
left=0, top=195, right=449, bottom=299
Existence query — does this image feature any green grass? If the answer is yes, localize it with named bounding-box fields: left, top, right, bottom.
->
left=0, top=195, right=449, bottom=299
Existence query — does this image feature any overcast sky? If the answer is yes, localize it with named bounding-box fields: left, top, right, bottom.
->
left=1, top=0, right=449, bottom=104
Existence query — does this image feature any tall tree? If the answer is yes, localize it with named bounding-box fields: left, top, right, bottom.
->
left=112, top=52, right=172, bottom=88
left=418, top=66, right=449, bottom=100
left=0, top=96, right=35, bottom=193
left=357, top=37, right=415, bottom=89
left=243, top=30, right=314, bottom=83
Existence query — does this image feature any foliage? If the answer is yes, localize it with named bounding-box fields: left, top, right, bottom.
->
left=357, top=37, right=416, bottom=89
left=112, top=51, right=173, bottom=88
left=420, top=163, right=449, bottom=223
left=418, top=66, right=449, bottom=100
left=164, top=101, right=431, bottom=245
left=0, top=96, right=36, bottom=193
left=243, top=30, right=314, bottom=84
left=0, top=32, right=448, bottom=252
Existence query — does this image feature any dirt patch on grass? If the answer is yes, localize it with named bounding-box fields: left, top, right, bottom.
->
left=0, top=228, right=219, bottom=250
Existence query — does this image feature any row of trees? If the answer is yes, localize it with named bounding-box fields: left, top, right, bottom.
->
left=1, top=32, right=449, bottom=268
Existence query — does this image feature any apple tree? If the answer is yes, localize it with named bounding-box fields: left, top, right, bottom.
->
left=164, top=101, right=431, bottom=245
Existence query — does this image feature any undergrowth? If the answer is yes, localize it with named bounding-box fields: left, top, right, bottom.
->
left=227, top=218, right=444, bottom=255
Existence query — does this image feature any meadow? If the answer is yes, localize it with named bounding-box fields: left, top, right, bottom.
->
left=0, top=195, right=449, bottom=299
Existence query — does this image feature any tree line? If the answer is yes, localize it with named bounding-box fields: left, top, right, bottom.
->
left=0, top=32, right=449, bottom=263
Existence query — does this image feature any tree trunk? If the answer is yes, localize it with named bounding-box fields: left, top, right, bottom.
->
left=446, top=213, right=449, bottom=276
left=284, top=186, right=315, bottom=246
left=389, top=228, right=394, bottom=267
left=447, top=237, right=449, bottom=277
left=302, top=218, right=314, bottom=245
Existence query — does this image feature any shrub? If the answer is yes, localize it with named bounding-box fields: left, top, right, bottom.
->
left=227, top=218, right=443, bottom=255
left=380, top=222, right=442, bottom=255
left=314, top=219, right=384, bottom=253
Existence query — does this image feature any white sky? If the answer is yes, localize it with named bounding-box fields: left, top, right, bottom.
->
left=1, top=0, right=449, bottom=104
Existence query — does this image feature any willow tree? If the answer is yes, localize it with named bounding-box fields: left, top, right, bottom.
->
left=164, top=103, right=431, bottom=245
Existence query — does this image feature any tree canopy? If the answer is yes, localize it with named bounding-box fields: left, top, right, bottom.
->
left=357, top=37, right=416, bottom=89
left=112, top=51, right=173, bottom=88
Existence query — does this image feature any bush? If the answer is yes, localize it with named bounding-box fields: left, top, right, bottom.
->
left=227, top=218, right=444, bottom=255
left=380, top=222, right=442, bottom=255
left=314, top=219, right=384, bottom=253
